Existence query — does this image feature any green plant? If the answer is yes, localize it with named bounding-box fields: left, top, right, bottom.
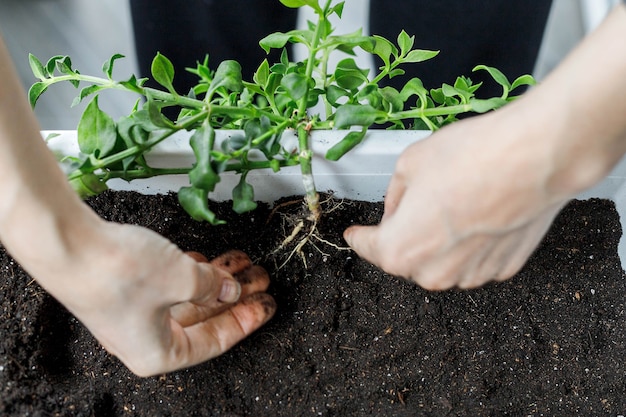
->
left=29, top=0, right=534, bottom=224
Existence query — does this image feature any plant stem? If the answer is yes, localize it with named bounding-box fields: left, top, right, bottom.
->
left=297, top=7, right=326, bottom=118
left=388, top=104, right=473, bottom=121
left=103, top=158, right=300, bottom=182
left=297, top=125, right=320, bottom=221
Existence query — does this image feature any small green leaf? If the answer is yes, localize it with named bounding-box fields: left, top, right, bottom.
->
left=279, top=0, right=322, bottom=13
left=430, top=88, right=446, bottom=105
left=330, top=1, right=345, bottom=17
left=469, top=98, right=508, bottom=113
left=334, top=58, right=369, bottom=90
left=69, top=173, right=109, bottom=199
left=208, top=60, right=243, bottom=96
left=29, top=54, right=47, bottom=80
left=357, top=84, right=382, bottom=108
left=397, top=30, right=414, bottom=56
left=259, top=32, right=294, bottom=54
left=28, top=82, right=48, bottom=108
left=242, top=81, right=264, bottom=96
left=254, top=59, right=270, bottom=87
left=178, top=186, right=225, bottom=224
left=72, top=85, right=104, bottom=107
left=151, top=52, right=176, bottom=94
left=510, top=74, right=536, bottom=92
left=145, top=94, right=175, bottom=128
left=388, top=68, right=405, bottom=79
left=402, top=49, right=439, bottom=64
left=333, top=105, right=383, bottom=129
left=232, top=175, right=257, bottom=214
left=45, top=55, right=65, bottom=75
left=473, top=65, right=511, bottom=98
left=265, top=72, right=283, bottom=96
left=119, top=74, right=147, bottom=93
left=325, top=31, right=372, bottom=51
left=365, top=36, right=397, bottom=68
left=55, top=56, right=75, bottom=76
left=281, top=72, right=309, bottom=100
left=400, top=78, right=428, bottom=103
left=189, top=124, right=221, bottom=191
left=325, top=129, right=367, bottom=161
left=77, top=96, right=117, bottom=157
left=379, top=86, right=403, bottom=112
left=102, top=53, right=125, bottom=79
left=325, top=85, right=349, bottom=107
left=442, top=83, right=471, bottom=103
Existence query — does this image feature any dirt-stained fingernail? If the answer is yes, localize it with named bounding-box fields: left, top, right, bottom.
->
left=241, top=292, right=277, bottom=318
left=218, top=278, right=242, bottom=303
left=211, top=250, right=251, bottom=271
left=234, top=265, right=268, bottom=285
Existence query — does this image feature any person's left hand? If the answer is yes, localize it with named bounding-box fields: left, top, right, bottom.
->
left=18, top=217, right=276, bottom=377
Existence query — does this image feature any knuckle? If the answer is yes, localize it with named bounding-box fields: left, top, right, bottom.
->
left=377, top=246, right=416, bottom=281
left=417, top=267, right=456, bottom=291
left=394, top=151, right=413, bottom=174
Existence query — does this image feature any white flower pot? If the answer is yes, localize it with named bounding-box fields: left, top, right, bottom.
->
left=44, top=129, right=626, bottom=265
left=44, top=129, right=432, bottom=202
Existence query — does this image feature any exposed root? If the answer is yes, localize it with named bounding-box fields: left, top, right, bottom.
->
left=271, top=219, right=305, bottom=255
left=277, top=226, right=314, bottom=270
left=266, top=193, right=353, bottom=270
left=266, top=198, right=304, bottom=225
left=309, top=234, right=351, bottom=252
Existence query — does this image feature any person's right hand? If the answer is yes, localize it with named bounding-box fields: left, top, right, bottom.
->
left=343, top=110, right=568, bottom=290
left=343, top=4, right=626, bottom=291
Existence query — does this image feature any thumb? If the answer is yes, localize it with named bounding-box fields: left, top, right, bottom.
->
left=189, top=261, right=242, bottom=305
left=343, top=224, right=382, bottom=266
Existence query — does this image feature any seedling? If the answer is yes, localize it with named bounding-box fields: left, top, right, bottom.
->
left=29, top=0, right=534, bottom=224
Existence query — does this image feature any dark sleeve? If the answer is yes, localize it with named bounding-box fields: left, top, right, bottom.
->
left=129, top=0, right=297, bottom=95
left=369, top=0, right=553, bottom=98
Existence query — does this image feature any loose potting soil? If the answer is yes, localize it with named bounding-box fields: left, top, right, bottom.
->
left=1, top=191, right=625, bottom=416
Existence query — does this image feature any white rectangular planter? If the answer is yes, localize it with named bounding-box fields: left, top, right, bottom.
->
left=44, top=129, right=432, bottom=202
left=44, top=129, right=626, bottom=266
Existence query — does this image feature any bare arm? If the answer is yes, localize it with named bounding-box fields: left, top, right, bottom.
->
left=344, top=4, right=626, bottom=290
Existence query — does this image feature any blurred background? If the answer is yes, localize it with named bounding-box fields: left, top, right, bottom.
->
left=0, top=0, right=619, bottom=130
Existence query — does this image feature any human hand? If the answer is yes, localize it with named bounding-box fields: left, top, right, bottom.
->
left=31, top=220, right=275, bottom=377
left=343, top=5, right=626, bottom=291
left=343, top=112, right=567, bottom=290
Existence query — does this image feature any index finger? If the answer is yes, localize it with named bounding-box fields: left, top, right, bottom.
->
left=343, top=224, right=384, bottom=268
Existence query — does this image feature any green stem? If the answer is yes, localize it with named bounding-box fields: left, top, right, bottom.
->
left=103, top=158, right=299, bottom=182
left=388, top=104, right=473, bottom=121
left=251, top=120, right=291, bottom=146
left=320, top=48, right=334, bottom=119
left=143, top=87, right=205, bottom=108
left=43, top=73, right=208, bottom=108
left=297, top=6, right=327, bottom=118
left=297, top=125, right=320, bottom=220
left=69, top=111, right=209, bottom=181
left=209, top=105, right=286, bottom=124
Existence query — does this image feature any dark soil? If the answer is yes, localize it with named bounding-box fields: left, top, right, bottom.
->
left=1, top=191, right=626, bottom=417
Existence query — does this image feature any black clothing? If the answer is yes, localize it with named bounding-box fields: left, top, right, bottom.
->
left=130, top=0, right=297, bottom=94
left=369, top=1, right=553, bottom=97
left=130, top=1, right=552, bottom=98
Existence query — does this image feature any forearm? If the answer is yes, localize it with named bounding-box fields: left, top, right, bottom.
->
left=507, top=4, right=626, bottom=197
left=0, top=36, right=101, bottom=285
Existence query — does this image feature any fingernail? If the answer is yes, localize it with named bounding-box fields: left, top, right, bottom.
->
left=218, top=278, right=241, bottom=303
